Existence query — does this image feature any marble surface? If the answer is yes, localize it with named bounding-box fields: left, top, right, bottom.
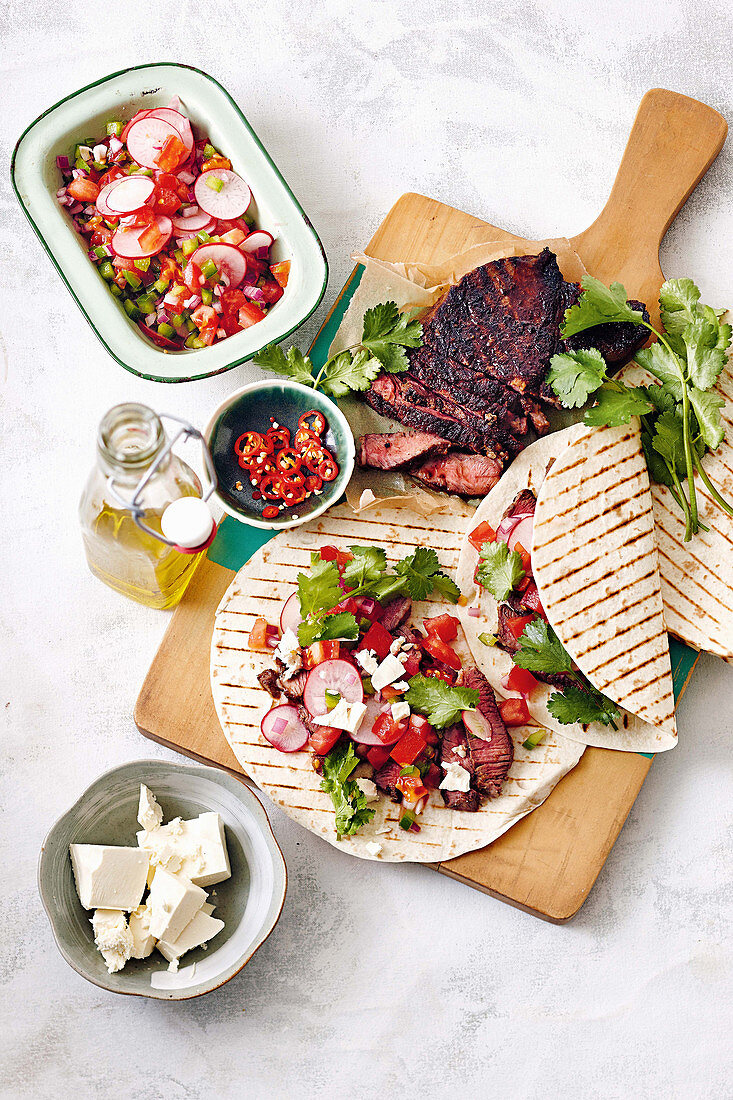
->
left=1, top=2, right=732, bottom=1096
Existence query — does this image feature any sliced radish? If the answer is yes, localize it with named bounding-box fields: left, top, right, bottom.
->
left=126, top=116, right=183, bottom=170
left=104, top=175, right=155, bottom=214
left=145, top=108, right=194, bottom=155
left=192, top=243, right=248, bottom=289
left=280, top=593, right=302, bottom=636
left=240, top=230, right=274, bottom=256
left=463, top=709, right=493, bottom=742
left=170, top=209, right=215, bottom=233
left=260, top=704, right=308, bottom=752
left=111, top=214, right=172, bottom=258
left=507, top=515, right=534, bottom=554
left=195, top=169, right=251, bottom=219
left=303, top=660, right=364, bottom=718
left=349, top=693, right=403, bottom=745
left=96, top=180, right=126, bottom=217
left=121, top=109, right=152, bottom=142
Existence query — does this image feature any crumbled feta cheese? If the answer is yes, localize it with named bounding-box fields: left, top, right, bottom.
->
left=365, top=841, right=382, bottom=857
left=390, top=701, right=410, bottom=723
left=439, top=762, right=472, bottom=793
left=454, top=744, right=466, bottom=758
left=355, top=778, right=378, bottom=802
left=91, top=910, right=134, bottom=973
left=371, top=653, right=407, bottom=692
left=389, top=637, right=404, bottom=655
left=313, top=699, right=367, bottom=734
left=376, top=825, right=392, bottom=835
left=92, top=143, right=108, bottom=162
left=355, top=649, right=379, bottom=676
left=137, top=784, right=163, bottom=832
left=274, top=627, right=301, bottom=679
left=391, top=680, right=409, bottom=693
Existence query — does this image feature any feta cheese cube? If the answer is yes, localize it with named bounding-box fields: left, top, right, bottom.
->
left=137, top=784, right=163, bottom=832
left=392, top=681, right=409, bottom=693
left=355, top=778, right=378, bottom=803
left=92, top=143, right=108, bottom=162
left=313, top=699, right=367, bottom=734
left=128, top=904, right=156, bottom=959
left=390, top=701, right=410, bottom=723
left=355, top=649, right=379, bottom=676
left=156, top=903, right=224, bottom=964
left=274, top=628, right=301, bottom=678
left=365, top=841, right=383, bottom=857
left=146, top=868, right=207, bottom=943
left=70, top=845, right=149, bottom=911
left=92, top=909, right=134, bottom=973
left=439, top=762, right=472, bottom=793
left=389, top=637, right=404, bottom=655
left=454, top=744, right=466, bottom=758
left=371, top=653, right=406, bottom=692
left=137, top=813, right=231, bottom=888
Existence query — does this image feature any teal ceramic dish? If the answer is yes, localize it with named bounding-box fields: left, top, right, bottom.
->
left=204, top=379, right=355, bottom=530
left=38, top=760, right=287, bottom=1000
left=11, top=62, right=328, bottom=383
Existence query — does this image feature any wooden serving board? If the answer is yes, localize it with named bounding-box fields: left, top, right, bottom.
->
left=136, top=89, right=726, bottom=921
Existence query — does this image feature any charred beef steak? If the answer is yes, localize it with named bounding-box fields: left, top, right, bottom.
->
left=359, top=249, right=649, bottom=496
left=460, top=667, right=514, bottom=797
left=410, top=452, right=503, bottom=496
left=358, top=431, right=449, bottom=470
left=439, top=724, right=480, bottom=812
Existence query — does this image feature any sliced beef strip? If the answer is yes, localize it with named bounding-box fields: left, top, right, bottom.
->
left=358, top=431, right=449, bottom=471
left=279, top=670, right=308, bottom=702
left=257, top=668, right=281, bottom=698
left=410, top=452, right=502, bottom=497
left=506, top=488, right=536, bottom=518
left=439, top=723, right=480, bottom=811
left=380, top=596, right=412, bottom=632
left=374, top=760, right=403, bottom=802
left=459, top=667, right=514, bottom=798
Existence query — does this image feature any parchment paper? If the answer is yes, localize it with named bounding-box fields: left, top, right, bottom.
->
left=332, top=237, right=589, bottom=516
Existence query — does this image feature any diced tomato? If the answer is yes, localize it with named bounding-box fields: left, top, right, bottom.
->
left=238, top=300, right=266, bottom=328
left=506, top=666, right=539, bottom=695
left=201, top=155, right=232, bottom=172
left=372, top=712, right=408, bottom=745
left=423, top=614, right=459, bottom=643
left=366, top=745, right=391, bottom=769
left=154, top=133, right=187, bottom=172
left=381, top=685, right=404, bottom=701
left=123, top=206, right=156, bottom=229
left=469, top=521, right=496, bottom=552
left=183, top=259, right=203, bottom=294
left=270, top=260, right=290, bottom=288
left=259, top=279, right=284, bottom=304
left=520, top=581, right=547, bottom=620
left=159, top=255, right=179, bottom=282
left=423, top=763, right=442, bottom=789
left=514, top=541, right=532, bottom=576
left=249, top=617, right=278, bottom=652
left=215, top=217, right=249, bottom=235
left=318, top=545, right=353, bottom=570
left=155, top=172, right=190, bottom=201
left=219, top=287, right=246, bottom=335
left=153, top=187, right=181, bottom=216
left=68, top=177, right=100, bottom=202
left=163, top=283, right=188, bottom=312
left=219, top=228, right=247, bottom=246
left=401, top=648, right=422, bottom=677
left=425, top=667, right=453, bottom=684
left=138, top=222, right=165, bottom=254
left=303, top=640, right=340, bottom=668
left=360, top=621, right=394, bottom=662
left=191, top=304, right=217, bottom=336
left=113, top=254, right=140, bottom=271
left=409, top=713, right=437, bottom=745
left=390, top=726, right=428, bottom=766
left=503, top=613, right=535, bottom=642
left=499, top=697, right=531, bottom=726
left=91, top=226, right=113, bottom=248
left=98, top=166, right=126, bottom=189
left=308, top=726, right=342, bottom=754
left=422, top=636, right=462, bottom=671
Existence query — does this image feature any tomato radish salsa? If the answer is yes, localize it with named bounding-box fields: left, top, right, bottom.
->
left=250, top=544, right=517, bottom=837
left=55, top=97, right=290, bottom=351
left=235, top=410, right=340, bottom=520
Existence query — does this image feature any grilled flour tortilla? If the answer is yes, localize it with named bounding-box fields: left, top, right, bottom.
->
left=457, top=422, right=679, bottom=752
left=211, top=502, right=584, bottom=863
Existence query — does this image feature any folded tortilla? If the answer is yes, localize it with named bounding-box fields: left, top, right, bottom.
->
left=211, top=502, right=584, bottom=863
left=456, top=424, right=679, bottom=752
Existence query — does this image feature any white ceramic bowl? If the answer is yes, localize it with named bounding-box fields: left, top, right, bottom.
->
left=38, top=760, right=287, bottom=999
left=11, top=62, right=328, bottom=382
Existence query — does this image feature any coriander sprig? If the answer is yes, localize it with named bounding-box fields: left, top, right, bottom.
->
left=253, top=301, right=423, bottom=398
left=548, top=275, right=732, bottom=540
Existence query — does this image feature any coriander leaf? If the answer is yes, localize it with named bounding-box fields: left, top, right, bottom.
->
left=405, top=675, right=479, bottom=728
left=561, top=276, right=645, bottom=338
left=319, top=349, right=381, bottom=397
left=641, top=429, right=678, bottom=490
left=548, top=348, right=607, bottom=408
left=583, top=384, right=653, bottom=427
left=298, top=612, right=359, bottom=648
left=634, top=342, right=683, bottom=397
left=340, top=545, right=387, bottom=589
left=512, top=618, right=573, bottom=674
left=296, top=553, right=342, bottom=619
left=475, top=542, right=525, bottom=602
left=431, top=572, right=461, bottom=605
left=652, top=410, right=687, bottom=475
left=682, top=318, right=727, bottom=391
left=394, top=547, right=456, bottom=602
left=362, top=301, right=422, bottom=373
left=689, top=387, right=725, bottom=450
left=253, top=343, right=314, bottom=387
left=320, top=741, right=375, bottom=835
left=641, top=382, right=680, bottom=415
left=547, top=684, right=621, bottom=728
left=659, top=277, right=701, bottom=338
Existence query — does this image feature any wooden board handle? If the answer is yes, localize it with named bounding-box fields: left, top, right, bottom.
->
left=572, top=89, right=727, bottom=303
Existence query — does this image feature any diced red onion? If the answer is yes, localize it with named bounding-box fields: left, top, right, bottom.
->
left=56, top=187, right=67, bottom=198
left=71, top=168, right=85, bottom=179
left=108, top=136, right=123, bottom=155
left=68, top=202, right=82, bottom=214
left=181, top=204, right=199, bottom=218
left=213, top=300, right=222, bottom=314
left=213, top=283, right=223, bottom=297
left=177, top=171, right=195, bottom=185
left=217, top=328, right=226, bottom=339
left=56, top=155, right=70, bottom=171
left=183, top=294, right=201, bottom=309
left=271, top=717, right=288, bottom=736
left=84, top=205, right=95, bottom=215
left=157, top=308, right=170, bottom=323
left=145, top=312, right=156, bottom=326
left=467, top=606, right=481, bottom=617
left=244, top=285, right=266, bottom=304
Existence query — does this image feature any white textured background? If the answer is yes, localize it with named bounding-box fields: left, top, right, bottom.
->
left=2, top=2, right=732, bottom=1097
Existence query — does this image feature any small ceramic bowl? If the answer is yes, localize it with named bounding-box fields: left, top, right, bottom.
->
left=38, top=759, right=286, bottom=1000
left=11, top=62, right=328, bottom=382
left=204, top=379, right=355, bottom=530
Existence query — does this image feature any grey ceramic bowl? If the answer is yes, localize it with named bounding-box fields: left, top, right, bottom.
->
left=38, top=759, right=286, bottom=999
left=204, top=378, right=355, bottom=530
